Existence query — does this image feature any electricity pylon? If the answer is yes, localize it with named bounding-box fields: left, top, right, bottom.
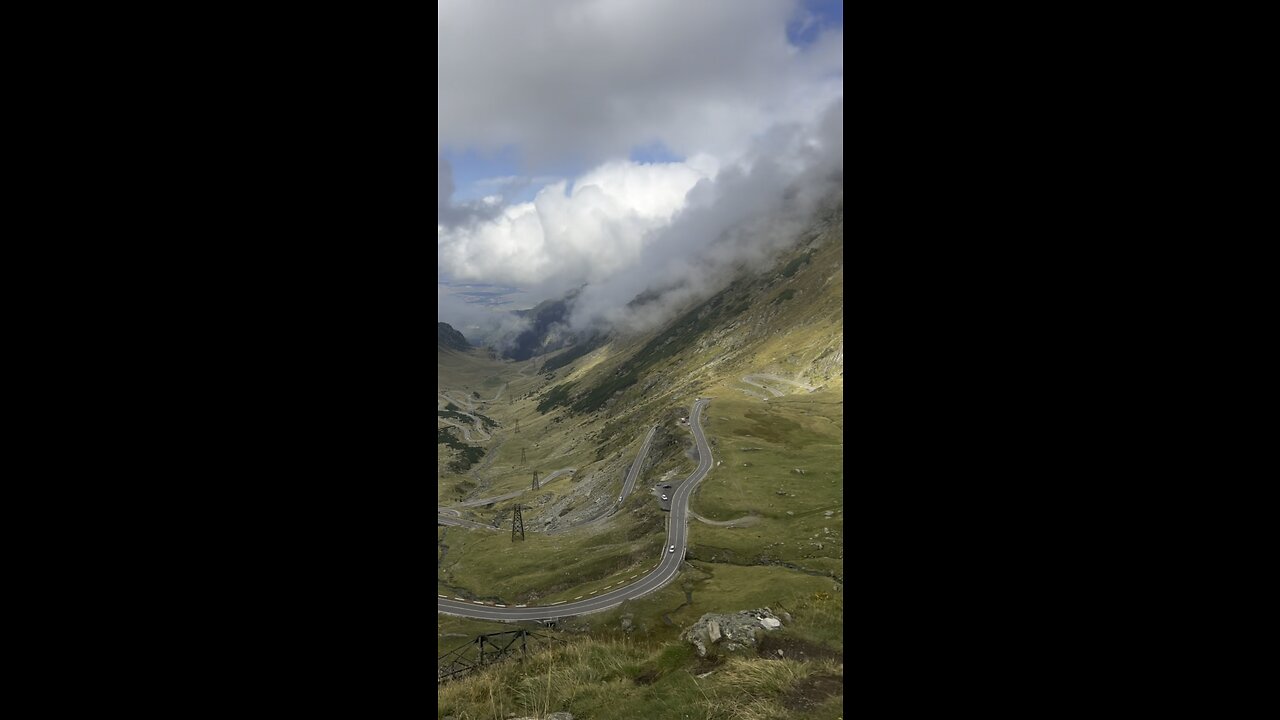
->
left=512, top=505, right=525, bottom=542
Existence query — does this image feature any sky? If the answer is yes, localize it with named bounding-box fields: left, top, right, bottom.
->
left=439, top=0, right=843, bottom=343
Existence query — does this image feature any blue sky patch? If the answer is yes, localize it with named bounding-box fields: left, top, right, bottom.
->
left=787, top=0, right=843, bottom=48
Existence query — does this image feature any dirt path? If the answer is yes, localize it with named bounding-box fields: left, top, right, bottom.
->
left=689, top=510, right=762, bottom=528
left=740, top=374, right=816, bottom=398
left=450, top=467, right=577, bottom=508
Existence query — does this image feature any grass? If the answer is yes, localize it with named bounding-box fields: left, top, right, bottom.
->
left=781, top=250, right=814, bottom=277
left=539, top=332, right=607, bottom=374
left=438, top=510, right=666, bottom=605
left=438, top=427, right=486, bottom=473
left=438, top=603, right=844, bottom=719
left=438, top=408, right=475, bottom=423
left=536, top=381, right=577, bottom=414
left=437, top=204, right=845, bottom=718
left=686, top=390, right=843, bottom=579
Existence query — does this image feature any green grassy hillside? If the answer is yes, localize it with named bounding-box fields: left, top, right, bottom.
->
left=438, top=198, right=843, bottom=719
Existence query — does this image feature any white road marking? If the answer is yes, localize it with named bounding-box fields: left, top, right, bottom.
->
left=515, top=604, right=527, bottom=608
left=472, top=601, right=484, bottom=605
left=574, top=596, right=583, bottom=600
left=454, top=597, right=465, bottom=601
left=495, top=604, right=506, bottom=607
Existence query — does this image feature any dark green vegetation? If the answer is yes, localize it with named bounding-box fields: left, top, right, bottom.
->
left=533, top=283, right=755, bottom=415
left=437, top=409, right=472, bottom=424
left=580, top=289, right=749, bottom=409
left=781, top=250, right=813, bottom=277
left=438, top=408, right=499, bottom=431
left=539, top=331, right=606, bottom=373
left=536, top=381, right=577, bottom=414
left=437, top=426, right=485, bottom=473
left=437, top=322, right=470, bottom=351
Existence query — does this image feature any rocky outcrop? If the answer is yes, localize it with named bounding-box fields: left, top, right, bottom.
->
left=438, top=322, right=470, bottom=351
left=681, top=608, right=784, bottom=657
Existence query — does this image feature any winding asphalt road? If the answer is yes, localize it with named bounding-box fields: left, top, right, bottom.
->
left=618, top=426, right=657, bottom=503
left=437, top=398, right=713, bottom=621
left=437, top=515, right=501, bottom=531
left=436, top=468, right=577, bottom=529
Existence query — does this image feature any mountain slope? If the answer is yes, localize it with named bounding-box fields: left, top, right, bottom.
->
left=503, top=288, right=587, bottom=361
left=437, top=322, right=470, bottom=351
left=437, top=195, right=843, bottom=719
left=536, top=195, right=842, bottom=428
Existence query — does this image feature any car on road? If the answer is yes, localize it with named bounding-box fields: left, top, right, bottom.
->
left=662, top=484, right=671, bottom=488
left=669, top=545, right=676, bottom=553
left=618, top=496, right=623, bottom=502
left=661, top=494, right=668, bottom=500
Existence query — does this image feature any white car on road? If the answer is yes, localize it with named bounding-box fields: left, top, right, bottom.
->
left=661, top=494, right=668, bottom=501
left=669, top=545, right=676, bottom=553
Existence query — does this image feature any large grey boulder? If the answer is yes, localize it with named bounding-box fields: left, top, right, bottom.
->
left=681, top=608, right=784, bottom=657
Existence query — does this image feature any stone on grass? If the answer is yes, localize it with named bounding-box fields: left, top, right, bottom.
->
left=681, top=608, right=785, bottom=657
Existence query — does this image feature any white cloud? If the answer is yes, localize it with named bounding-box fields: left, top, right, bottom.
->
left=438, top=158, right=714, bottom=289
left=437, top=1, right=842, bottom=337
left=438, top=0, right=842, bottom=168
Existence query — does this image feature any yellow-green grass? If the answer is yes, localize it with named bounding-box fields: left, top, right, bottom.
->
left=436, top=615, right=526, bottom=658
left=437, top=215, right=844, bottom=718
left=566, top=562, right=843, bottom=646
left=439, top=509, right=667, bottom=605
left=688, top=389, right=843, bottom=574
left=438, top=599, right=844, bottom=720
